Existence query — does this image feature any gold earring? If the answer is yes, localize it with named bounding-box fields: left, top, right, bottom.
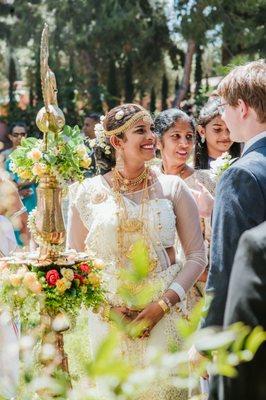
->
left=116, top=151, right=124, bottom=170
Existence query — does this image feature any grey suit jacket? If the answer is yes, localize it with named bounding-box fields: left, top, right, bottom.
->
left=202, top=136, right=266, bottom=328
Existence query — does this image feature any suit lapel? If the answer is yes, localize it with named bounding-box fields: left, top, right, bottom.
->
left=242, top=137, right=266, bottom=157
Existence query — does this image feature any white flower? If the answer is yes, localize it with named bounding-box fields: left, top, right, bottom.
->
left=76, top=144, right=87, bottom=157
left=27, top=148, right=42, bottom=161
left=94, top=122, right=105, bottom=139
left=210, top=152, right=232, bottom=180
left=89, top=138, right=96, bottom=148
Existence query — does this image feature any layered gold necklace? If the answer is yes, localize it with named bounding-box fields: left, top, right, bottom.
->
left=112, top=167, right=157, bottom=272
left=113, top=167, right=149, bottom=192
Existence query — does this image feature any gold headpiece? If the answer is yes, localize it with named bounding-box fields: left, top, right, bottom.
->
left=104, top=110, right=153, bottom=137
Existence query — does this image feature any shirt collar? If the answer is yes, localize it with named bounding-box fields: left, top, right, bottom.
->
left=242, top=131, right=266, bottom=155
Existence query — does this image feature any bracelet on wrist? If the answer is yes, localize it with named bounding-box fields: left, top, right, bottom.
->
left=162, top=295, right=173, bottom=309
left=157, top=299, right=170, bottom=314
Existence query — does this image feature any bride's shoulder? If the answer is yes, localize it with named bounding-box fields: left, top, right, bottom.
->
left=68, top=175, right=102, bottom=203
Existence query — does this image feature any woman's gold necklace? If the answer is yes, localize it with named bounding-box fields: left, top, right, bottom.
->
left=113, top=167, right=149, bottom=192
left=161, top=163, right=187, bottom=179
left=113, top=168, right=154, bottom=270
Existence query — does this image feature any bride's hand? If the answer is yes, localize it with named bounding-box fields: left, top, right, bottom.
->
left=111, top=307, right=139, bottom=323
left=131, top=302, right=165, bottom=338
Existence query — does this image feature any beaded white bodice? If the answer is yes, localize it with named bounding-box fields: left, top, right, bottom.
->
left=74, top=176, right=176, bottom=266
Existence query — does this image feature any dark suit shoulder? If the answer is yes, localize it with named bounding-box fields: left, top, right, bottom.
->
left=240, top=221, right=266, bottom=252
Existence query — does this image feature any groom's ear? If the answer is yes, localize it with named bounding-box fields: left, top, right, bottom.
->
left=237, top=99, right=249, bottom=120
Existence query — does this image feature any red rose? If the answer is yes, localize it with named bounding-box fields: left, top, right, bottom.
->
left=74, top=273, right=84, bottom=284
left=46, top=269, right=60, bottom=286
left=79, top=263, right=91, bottom=274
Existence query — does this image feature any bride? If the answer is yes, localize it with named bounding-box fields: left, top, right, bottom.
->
left=67, top=103, right=206, bottom=399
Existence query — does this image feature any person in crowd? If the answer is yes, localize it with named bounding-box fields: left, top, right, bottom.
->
left=0, top=119, right=11, bottom=154
left=4, top=122, right=37, bottom=245
left=67, top=103, right=206, bottom=399
left=0, top=169, right=30, bottom=247
left=213, top=222, right=266, bottom=400
left=194, top=97, right=241, bottom=169
left=0, top=214, right=20, bottom=399
left=154, top=108, right=215, bottom=292
left=198, top=59, right=266, bottom=398
left=82, top=112, right=101, bottom=140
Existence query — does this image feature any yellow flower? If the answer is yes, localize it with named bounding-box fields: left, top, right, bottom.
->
left=23, top=272, right=41, bottom=294
left=23, top=272, right=37, bottom=285
left=93, top=258, right=104, bottom=270
left=80, top=156, right=91, bottom=169
left=61, top=268, right=74, bottom=281
left=19, top=169, right=32, bottom=180
left=32, top=162, right=47, bottom=177
left=81, top=285, right=87, bottom=293
left=56, top=278, right=71, bottom=293
left=29, top=281, right=42, bottom=294
left=87, top=273, right=101, bottom=288
left=76, top=144, right=87, bottom=157
left=27, top=148, right=42, bottom=161
left=9, top=274, right=22, bottom=287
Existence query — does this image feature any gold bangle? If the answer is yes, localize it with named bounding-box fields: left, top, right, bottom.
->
left=157, top=299, right=170, bottom=314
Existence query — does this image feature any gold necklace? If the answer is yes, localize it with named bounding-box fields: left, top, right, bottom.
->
left=113, top=168, right=156, bottom=272
left=161, top=163, right=187, bottom=179
left=113, top=167, right=148, bottom=192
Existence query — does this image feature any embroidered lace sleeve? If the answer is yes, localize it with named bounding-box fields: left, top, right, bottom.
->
left=170, top=178, right=207, bottom=292
left=66, top=181, right=89, bottom=252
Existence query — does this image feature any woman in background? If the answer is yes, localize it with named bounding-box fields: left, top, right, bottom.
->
left=194, top=97, right=241, bottom=169
left=154, top=108, right=214, bottom=299
left=4, top=122, right=37, bottom=245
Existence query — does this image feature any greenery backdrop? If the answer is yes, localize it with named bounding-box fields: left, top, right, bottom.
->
left=0, top=0, right=265, bottom=132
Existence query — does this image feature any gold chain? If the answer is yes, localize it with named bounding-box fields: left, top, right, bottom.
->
left=113, top=168, right=151, bottom=269
left=113, top=167, right=149, bottom=192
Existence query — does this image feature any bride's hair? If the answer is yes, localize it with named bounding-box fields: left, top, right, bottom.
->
left=94, top=103, right=147, bottom=174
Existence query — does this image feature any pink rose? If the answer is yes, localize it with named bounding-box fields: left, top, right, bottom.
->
left=46, top=269, right=60, bottom=286
left=79, top=263, right=91, bottom=274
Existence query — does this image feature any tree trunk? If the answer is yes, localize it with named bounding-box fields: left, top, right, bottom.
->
left=150, top=87, right=156, bottom=113
left=194, top=45, right=202, bottom=96
left=8, top=53, right=17, bottom=114
left=172, top=39, right=196, bottom=107
left=161, top=73, right=168, bottom=110
left=124, top=57, right=134, bottom=103
left=81, top=50, right=102, bottom=113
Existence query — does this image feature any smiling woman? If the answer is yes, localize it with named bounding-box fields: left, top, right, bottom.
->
left=195, top=97, right=241, bottom=169
left=66, top=103, right=207, bottom=399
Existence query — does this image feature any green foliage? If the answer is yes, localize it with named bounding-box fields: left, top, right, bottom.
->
left=10, top=125, right=92, bottom=184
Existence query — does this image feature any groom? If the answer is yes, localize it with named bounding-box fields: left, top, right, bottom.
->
left=202, top=59, right=266, bottom=332
left=197, top=60, right=266, bottom=398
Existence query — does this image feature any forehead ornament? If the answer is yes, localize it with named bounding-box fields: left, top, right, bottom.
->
left=115, top=110, right=125, bottom=121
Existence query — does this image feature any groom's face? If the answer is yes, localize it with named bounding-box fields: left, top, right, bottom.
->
left=220, top=98, right=243, bottom=143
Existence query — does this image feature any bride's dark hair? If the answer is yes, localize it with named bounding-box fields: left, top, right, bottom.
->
left=94, top=103, right=147, bottom=174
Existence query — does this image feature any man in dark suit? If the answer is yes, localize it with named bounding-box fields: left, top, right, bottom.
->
left=210, top=222, right=266, bottom=400
left=202, top=59, right=266, bottom=329
left=193, top=60, right=266, bottom=398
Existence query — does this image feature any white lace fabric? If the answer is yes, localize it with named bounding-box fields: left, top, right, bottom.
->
left=66, top=173, right=206, bottom=399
